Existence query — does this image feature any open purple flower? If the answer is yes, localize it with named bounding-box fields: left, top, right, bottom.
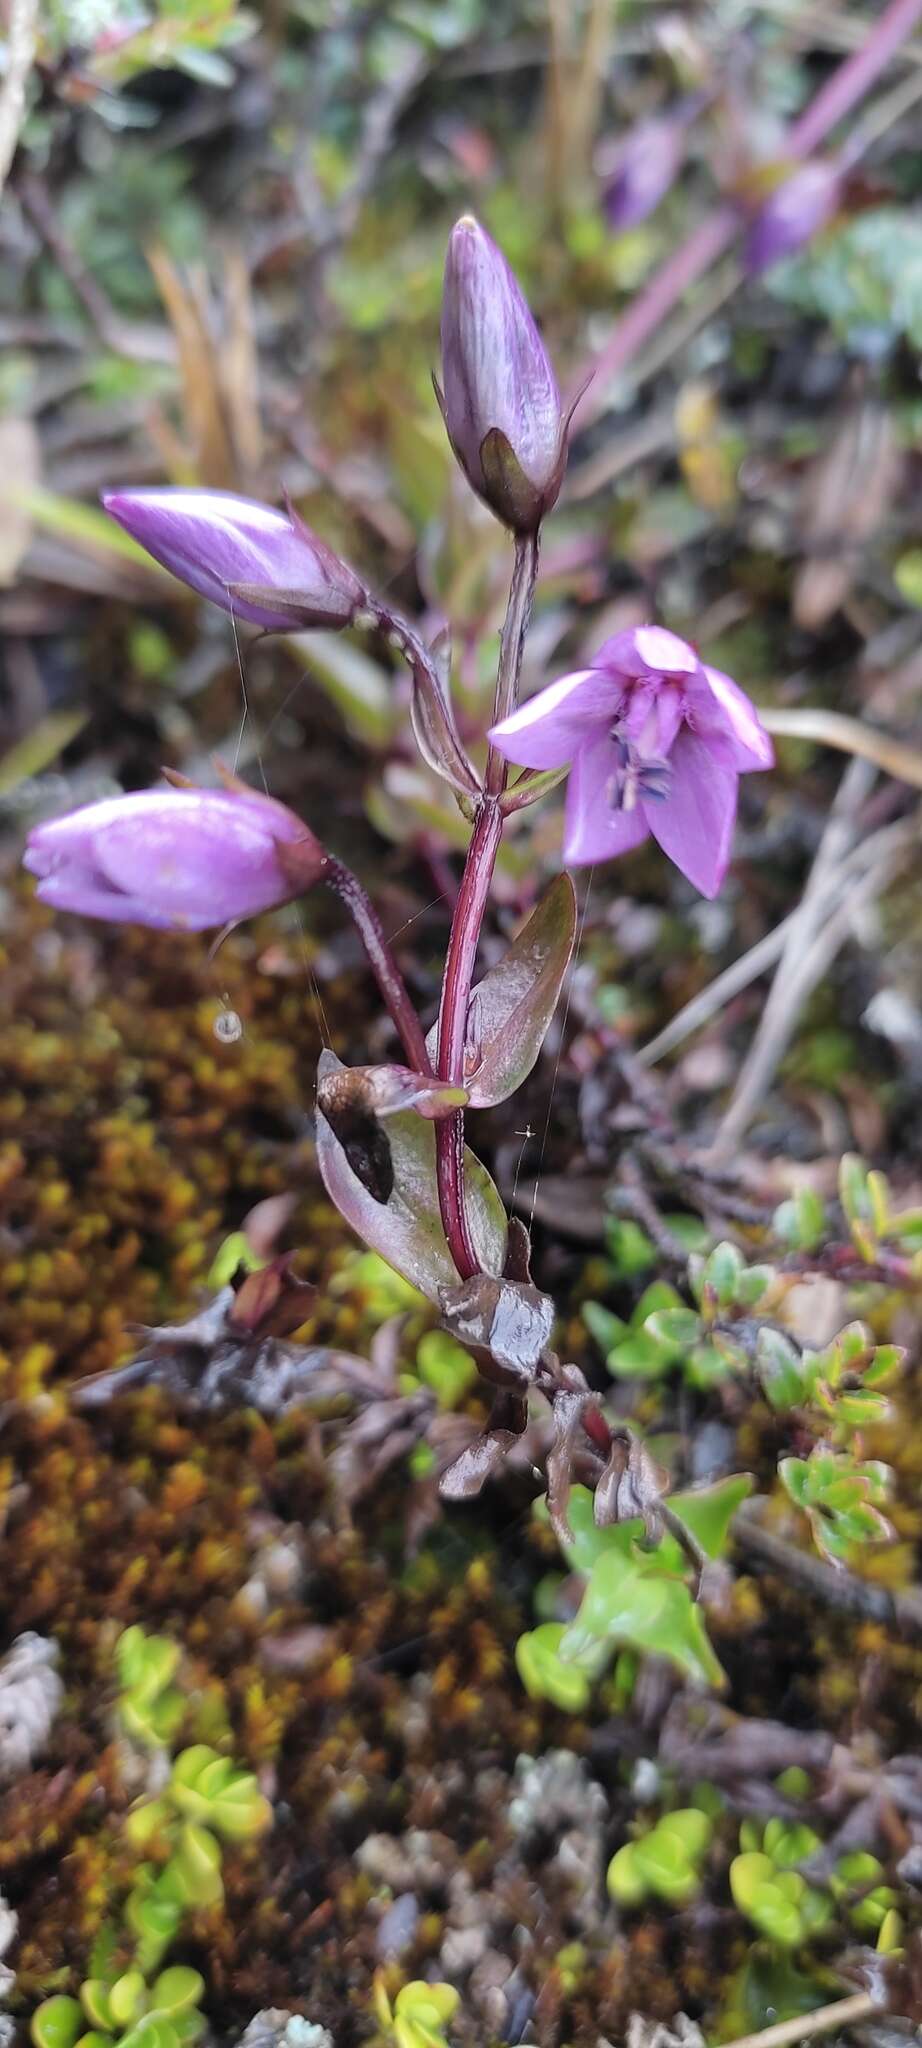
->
left=437, top=217, right=566, bottom=533
left=489, top=625, right=773, bottom=897
left=23, top=786, right=328, bottom=931
left=102, top=488, right=365, bottom=632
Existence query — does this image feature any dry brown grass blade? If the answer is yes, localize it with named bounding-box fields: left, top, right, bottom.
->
left=543, top=0, right=613, bottom=198
left=763, top=705, right=922, bottom=788
left=793, top=393, right=899, bottom=629
left=145, top=244, right=237, bottom=488
left=222, top=246, right=263, bottom=486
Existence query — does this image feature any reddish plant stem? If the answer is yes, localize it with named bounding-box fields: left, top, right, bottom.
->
left=434, top=801, right=503, bottom=1277
left=324, top=857, right=432, bottom=1075
left=435, top=532, right=541, bottom=1275
left=569, top=0, right=922, bottom=432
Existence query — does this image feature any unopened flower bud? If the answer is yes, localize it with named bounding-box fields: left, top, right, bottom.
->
left=744, top=158, right=842, bottom=274
left=24, top=786, right=329, bottom=931
left=102, top=488, right=366, bottom=632
left=600, top=113, right=686, bottom=231
left=437, top=216, right=566, bottom=533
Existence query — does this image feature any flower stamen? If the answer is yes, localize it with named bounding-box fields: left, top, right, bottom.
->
left=609, top=729, right=672, bottom=812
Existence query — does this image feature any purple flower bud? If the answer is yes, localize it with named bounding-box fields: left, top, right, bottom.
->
left=744, top=159, right=842, bottom=275
left=23, top=786, right=329, bottom=931
left=601, top=114, right=686, bottom=231
left=437, top=216, right=566, bottom=533
left=489, top=624, right=773, bottom=899
left=102, top=488, right=366, bottom=632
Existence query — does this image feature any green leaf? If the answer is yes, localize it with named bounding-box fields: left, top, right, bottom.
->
left=701, top=1242, right=744, bottom=1306
left=415, top=1331, right=477, bottom=1408
left=291, top=630, right=393, bottom=746
left=604, top=1218, right=656, bottom=1277
left=773, top=1188, right=825, bottom=1252
left=631, top=1830, right=700, bottom=1903
left=656, top=1809, right=712, bottom=1860
left=643, top=1307, right=703, bottom=1349
left=552, top=1474, right=752, bottom=1579
left=607, top=1841, right=647, bottom=1906
left=514, top=1623, right=598, bottom=1712
left=148, top=1970, right=204, bottom=2018
left=170, top=1747, right=271, bottom=1841
left=166, top=1823, right=224, bottom=1907
left=562, top=1554, right=725, bottom=1690
left=32, top=1998, right=85, bottom=2048
left=108, top=1974, right=146, bottom=2030
left=762, top=1819, right=822, bottom=1868
left=316, top=1049, right=507, bottom=1302
left=426, top=874, right=577, bottom=1108
left=117, top=1628, right=181, bottom=1703
left=730, top=1851, right=776, bottom=1912
left=733, top=1264, right=776, bottom=1308
left=79, top=1988, right=113, bottom=2034
left=582, top=1302, right=628, bottom=1353
left=757, top=1327, right=806, bottom=1410
left=769, top=208, right=922, bottom=351
left=657, top=1473, right=754, bottom=1566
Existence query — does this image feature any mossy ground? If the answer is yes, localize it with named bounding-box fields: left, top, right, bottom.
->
left=3, top=878, right=921, bottom=2047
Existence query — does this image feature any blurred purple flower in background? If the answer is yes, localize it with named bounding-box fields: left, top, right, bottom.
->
left=24, top=787, right=328, bottom=930
left=744, top=158, right=843, bottom=273
left=600, top=112, right=687, bottom=231
left=102, top=488, right=366, bottom=631
left=489, top=625, right=773, bottom=897
left=436, top=215, right=567, bottom=532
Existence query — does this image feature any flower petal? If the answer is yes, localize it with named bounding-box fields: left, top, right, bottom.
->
left=33, top=870, right=176, bottom=927
left=593, top=624, right=699, bottom=682
left=562, top=733, right=651, bottom=866
left=490, top=668, right=623, bottom=770
left=690, top=666, right=774, bottom=771
left=96, top=798, right=282, bottom=923
left=646, top=729, right=738, bottom=897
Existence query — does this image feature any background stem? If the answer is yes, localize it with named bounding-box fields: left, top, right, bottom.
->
left=569, top=0, right=922, bottom=431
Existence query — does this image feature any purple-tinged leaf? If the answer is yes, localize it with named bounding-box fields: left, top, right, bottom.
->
left=427, top=872, right=577, bottom=1107
left=503, top=1215, right=534, bottom=1284
left=594, top=1431, right=669, bottom=1538
left=315, top=1049, right=507, bottom=1301
left=546, top=1382, right=590, bottom=1544
left=438, top=1272, right=554, bottom=1378
left=439, top=1389, right=529, bottom=1501
left=405, top=634, right=482, bottom=799
left=500, top=764, right=568, bottom=814
left=316, top=1062, right=470, bottom=1206
left=318, top=1061, right=468, bottom=1124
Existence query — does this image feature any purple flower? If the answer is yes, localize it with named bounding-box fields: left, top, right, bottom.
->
left=601, top=114, right=686, bottom=231
left=437, top=216, right=566, bottom=533
left=23, top=786, right=329, bottom=930
left=744, top=159, right=842, bottom=274
left=489, top=624, right=773, bottom=897
left=102, top=488, right=366, bottom=632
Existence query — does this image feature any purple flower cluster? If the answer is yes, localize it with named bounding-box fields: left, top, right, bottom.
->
left=21, top=218, right=773, bottom=938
